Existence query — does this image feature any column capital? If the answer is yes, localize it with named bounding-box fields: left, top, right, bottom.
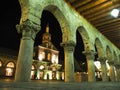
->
left=97, top=57, right=107, bottom=63
left=82, top=50, right=96, bottom=55
left=114, top=63, right=120, bottom=68
left=82, top=50, right=96, bottom=60
left=16, top=19, right=40, bottom=40
left=108, top=61, right=114, bottom=65
left=60, top=40, right=76, bottom=47
left=60, top=41, right=75, bottom=52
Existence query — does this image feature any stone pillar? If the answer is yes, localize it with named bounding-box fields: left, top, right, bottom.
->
left=61, top=41, right=75, bottom=82
left=83, top=50, right=96, bottom=82
left=98, top=57, right=108, bottom=81
left=56, top=71, right=60, bottom=80
left=108, top=61, right=116, bottom=81
left=114, top=64, right=120, bottom=81
left=43, top=63, right=48, bottom=80
left=36, top=65, right=40, bottom=79
left=15, top=20, right=40, bottom=82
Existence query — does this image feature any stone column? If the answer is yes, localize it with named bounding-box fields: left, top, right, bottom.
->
left=43, top=63, right=48, bottom=80
left=98, top=57, right=108, bottom=81
left=56, top=71, right=60, bottom=80
left=61, top=41, right=75, bottom=82
left=83, top=50, right=96, bottom=82
left=108, top=61, right=116, bottom=81
left=36, top=64, right=40, bottom=79
left=15, top=20, right=40, bottom=82
left=114, top=64, right=120, bottom=81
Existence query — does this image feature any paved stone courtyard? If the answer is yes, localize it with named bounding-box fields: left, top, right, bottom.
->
left=0, top=80, right=120, bottom=90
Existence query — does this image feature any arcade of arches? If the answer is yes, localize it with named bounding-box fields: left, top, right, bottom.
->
left=13, top=0, right=120, bottom=82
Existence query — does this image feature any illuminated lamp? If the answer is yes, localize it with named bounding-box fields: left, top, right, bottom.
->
left=111, top=9, right=119, bottom=18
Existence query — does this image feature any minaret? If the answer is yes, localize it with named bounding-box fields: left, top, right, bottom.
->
left=42, top=24, right=51, bottom=43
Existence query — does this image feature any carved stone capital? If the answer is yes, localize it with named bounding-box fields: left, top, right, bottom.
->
left=16, top=19, right=40, bottom=40
left=82, top=50, right=96, bottom=60
left=97, top=57, right=107, bottom=63
left=82, top=50, right=96, bottom=55
left=108, top=61, right=114, bottom=65
left=114, top=63, right=120, bottom=69
left=60, top=41, right=76, bottom=52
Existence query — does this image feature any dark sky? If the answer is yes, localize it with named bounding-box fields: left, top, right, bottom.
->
left=0, top=0, right=21, bottom=51
left=0, top=0, right=86, bottom=64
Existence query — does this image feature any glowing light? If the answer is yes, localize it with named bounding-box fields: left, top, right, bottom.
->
left=52, top=54, right=58, bottom=64
left=94, top=61, right=101, bottom=70
left=111, top=9, right=119, bottom=18
left=0, top=61, right=2, bottom=67
left=39, top=65, right=44, bottom=70
left=7, top=62, right=14, bottom=68
left=49, top=71, right=52, bottom=80
left=6, top=68, right=13, bottom=76
left=106, top=60, right=110, bottom=70
left=38, top=52, right=45, bottom=61
left=31, top=65, right=35, bottom=70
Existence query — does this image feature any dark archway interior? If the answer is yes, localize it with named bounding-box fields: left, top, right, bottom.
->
left=35, top=10, right=64, bottom=64
left=74, top=30, right=87, bottom=72
left=95, top=45, right=98, bottom=61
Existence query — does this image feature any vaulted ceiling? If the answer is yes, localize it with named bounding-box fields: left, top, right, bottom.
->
left=65, top=0, right=120, bottom=49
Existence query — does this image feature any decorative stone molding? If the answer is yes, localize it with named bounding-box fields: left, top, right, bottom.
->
left=16, top=19, right=40, bottom=40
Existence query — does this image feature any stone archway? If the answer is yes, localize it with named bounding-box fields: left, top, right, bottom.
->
left=94, top=38, right=108, bottom=81
left=106, top=46, right=113, bottom=61
left=43, top=5, right=71, bottom=43
left=95, top=38, right=104, bottom=58
left=77, top=26, right=96, bottom=82
left=113, top=51, right=120, bottom=81
left=42, top=5, right=76, bottom=82
left=74, top=30, right=86, bottom=72
left=113, top=51, right=117, bottom=63
left=15, top=0, right=75, bottom=82
left=106, top=46, right=115, bottom=81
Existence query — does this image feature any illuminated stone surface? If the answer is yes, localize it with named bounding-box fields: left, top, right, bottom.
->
left=14, top=0, right=120, bottom=82
left=0, top=81, right=120, bottom=90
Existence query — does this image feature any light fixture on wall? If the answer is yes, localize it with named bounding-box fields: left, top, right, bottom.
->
left=111, top=9, right=119, bottom=18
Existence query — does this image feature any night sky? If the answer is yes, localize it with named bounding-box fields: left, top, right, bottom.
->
left=0, top=0, right=21, bottom=51
left=0, top=0, right=86, bottom=66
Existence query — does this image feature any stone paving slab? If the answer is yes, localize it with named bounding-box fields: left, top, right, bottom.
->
left=0, top=81, right=120, bottom=90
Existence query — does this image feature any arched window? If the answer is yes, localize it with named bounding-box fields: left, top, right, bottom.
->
left=47, top=53, right=51, bottom=61
left=38, top=52, right=45, bottom=61
left=31, top=65, right=35, bottom=70
left=0, top=61, right=2, bottom=67
left=31, top=65, right=36, bottom=79
left=6, top=62, right=15, bottom=68
left=6, top=62, right=15, bottom=76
